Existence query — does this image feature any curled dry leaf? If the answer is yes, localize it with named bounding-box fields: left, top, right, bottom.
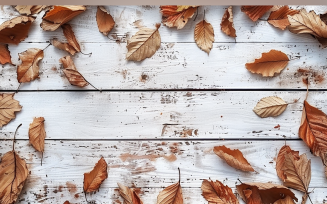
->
left=267, top=6, right=299, bottom=30
left=83, top=157, right=108, bottom=193
left=241, top=6, right=273, bottom=21
left=62, top=24, right=81, bottom=52
left=96, top=6, right=115, bottom=36
left=0, top=44, right=12, bottom=65
left=29, top=117, right=46, bottom=153
left=236, top=183, right=297, bottom=204
left=213, top=145, right=254, bottom=172
left=14, top=5, right=47, bottom=15
left=41, top=5, right=86, bottom=31
left=118, top=183, right=143, bottom=204
left=288, top=9, right=327, bottom=47
left=245, top=49, right=289, bottom=77
left=0, top=16, right=35, bottom=44
left=176, top=6, right=198, bottom=12
left=201, top=179, right=239, bottom=204
left=126, top=24, right=161, bottom=61
left=160, top=5, right=198, bottom=29
left=0, top=93, right=22, bottom=127
left=50, top=38, right=77, bottom=55
left=17, top=48, right=44, bottom=83
left=221, top=6, right=236, bottom=37
left=253, top=96, right=288, bottom=118
left=321, top=13, right=327, bottom=25
left=274, top=196, right=296, bottom=204
left=157, top=168, right=183, bottom=204
left=194, top=20, right=215, bottom=54
left=59, top=55, right=88, bottom=87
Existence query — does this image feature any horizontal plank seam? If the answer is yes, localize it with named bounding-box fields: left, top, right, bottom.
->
left=0, top=138, right=302, bottom=141
left=3, top=41, right=325, bottom=44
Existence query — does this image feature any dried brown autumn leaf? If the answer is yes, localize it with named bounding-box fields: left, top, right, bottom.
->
left=221, top=6, right=236, bottom=38
left=274, top=196, right=296, bottom=204
left=96, top=6, right=115, bottom=36
left=157, top=168, right=183, bottom=204
left=0, top=44, right=12, bottom=65
left=50, top=38, right=77, bottom=55
left=126, top=24, right=161, bottom=61
left=288, top=9, right=327, bottom=47
left=118, top=183, right=143, bottom=204
left=237, top=183, right=297, bottom=204
left=14, top=5, right=47, bottom=15
left=0, top=16, right=35, bottom=44
left=160, top=5, right=198, bottom=29
left=213, top=145, right=254, bottom=172
left=63, top=201, right=70, bottom=204
left=84, top=157, right=108, bottom=193
left=201, top=179, right=239, bottom=204
left=267, top=6, right=299, bottom=30
left=41, top=5, right=86, bottom=31
left=241, top=6, right=273, bottom=21
left=59, top=55, right=88, bottom=87
left=176, top=6, right=198, bottom=12
left=194, top=20, right=214, bottom=54
left=17, top=48, right=44, bottom=83
left=245, top=49, right=289, bottom=77
left=62, top=24, right=81, bottom=52
left=29, top=117, right=46, bottom=155
left=321, top=13, right=327, bottom=25
left=0, top=93, right=22, bottom=127
left=253, top=96, right=288, bottom=118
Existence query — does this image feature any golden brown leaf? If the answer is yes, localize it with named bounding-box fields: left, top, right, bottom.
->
left=17, top=48, right=44, bottom=83
left=0, top=16, right=35, bottom=44
left=118, top=183, right=143, bottom=204
left=14, top=5, right=47, bottom=15
left=50, top=38, right=77, bottom=55
left=41, top=5, right=86, bottom=31
left=194, top=20, right=214, bottom=54
left=237, top=183, right=297, bottom=204
left=241, top=6, right=273, bottom=21
left=213, top=145, right=254, bottom=172
left=0, top=44, right=12, bottom=65
left=253, top=96, right=288, bottom=118
left=83, top=157, right=108, bottom=193
left=201, top=179, right=239, bottom=204
left=29, top=117, right=46, bottom=153
left=0, top=93, right=22, bottom=127
left=176, top=6, right=198, bottom=12
left=157, top=169, right=183, bottom=204
left=62, top=24, right=81, bottom=52
left=96, top=6, right=115, bottom=36
left=267, top=6, right=299, bottom=30
left=221, top=6, right=236, bottom=37
left=245, top=49, right=289, bottom=77
left=274, top=196, right=296, bottom=204
left=126, top=24, right=161, bottom=61
left=160, top=5, right=198, bottom=29
left=59, top=55, right=88, bottom=87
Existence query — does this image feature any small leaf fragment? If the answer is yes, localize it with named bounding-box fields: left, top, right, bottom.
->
left=15, top=5, right=47, bottom=15
left=201, top=179, right=239, bottom=204
left=194, top=20, right=215, bottom=54
left=241, top=6, right=273, bottom=21
left=96, top=6, right=115, bottom=36
left=29, top=117, right=46, bottom=153
left=17, top=48, right=44, bottom=83
left=118, top=183, right=143, bottom=204
left=176, top=5, right=197, bottom=12
left=0, top=93, right=22, bottom=127
left=160, top=5, right=198, bottom=29
left=221, top=6, right=236, bottom=37
left=253, top=96, right=288, bottom=118
left=83, top=157, right=108, bottom=193
left=0, top=16, right=35, bottom=44
left=0, top=44, right=13, bottom=65
left=51, top=38, right=77, bottom=55
left=59, top=55, right=89, bottom=87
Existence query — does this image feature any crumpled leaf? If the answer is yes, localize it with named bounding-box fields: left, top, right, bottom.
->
left=160, top=5, right=198, bottom=29
left=236, top=183, right=297, bottom=204
left=245, top=49, right=289, bottom=77
left=0, top=44, right=13, bottom=65
left=29, top=117, right=46, bottom=153
left=157, top=169, right=183, bottom=204
left=176, top=5, right=198, bottom=12
left=59, top=55, right=88, bottom=87
left=201, top=179, right=239, bottom=204
left=14, top=5, right=47, bottom=15
left=50, top=38, right=77, bottom=55
left=17, top=48, right=44, bottom=83
left=221, top=6, right=236, bottom=37
left=213, top=145, right=254, bottom=172
left=194, top=20, right=214, bottom=54
left=274, top=196, right=296, bottom=204
left=118, top=183, right=143, bottom=204
left=288, top=9, right=327, bottom=47
left=126, top=24, right=161, bottom=61
left=0, top=93, right=22, bottom=127
left=62, top=24, right=80, bottom=52
left=241, top=6, right=273, bottom=21
left=0, top=16, right=35, bottom=44
left=253, top=96, right=288, bottom=118
left=83, top=157, right=108, bottom=193
left=41, top=5, right=86, bottom=31
left=276, top=145, right=311, bottom=204
left=321, top=12, right=327, bottom=25
left=267, top=6, right=299, bottom=30
left=96, top=6, right=115, bottom=36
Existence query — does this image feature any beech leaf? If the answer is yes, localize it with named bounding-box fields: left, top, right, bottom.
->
left=157, top=168, right=183, bottom=204
left=201, top=179, right=239, bottom=204
left=194, top=20, right=215, bottom=54
left=160, top=5, right=198, bottom=29
left=14, top=5, right=47, bottom=15
left=0, top=16, right=35, bottom=44
left=241, top=6, right=273, bottom=21
left=245, top=49, right=289, bottom=77
left=62, top=24, right=81, bottom=52
left=213, top=145, right=254, bottom=172
left=83, top=157, right=108, bottom=193
left=221, top=6, right=236, bottom=37
left=50, top=38, right=77, bottom=55
left=126, top=24, right=161, bottom=61
left=29, top=117, right=46, bottom=157
left=17, top=48, right=44, bottom=83
left=0, top=44, right=13, bottom=65
left=253, top=96, right=288, bottom=118
left=59, top=55, right=89, bottom=87
left=0, top=93, right=22, bottom=127
left=267, top=6, right=299, bottom=30
left=96, top=6, right=115, bottom=36
left=274, top=196, right=296, bottom=204
left=118, top=183, right=143, bottom=204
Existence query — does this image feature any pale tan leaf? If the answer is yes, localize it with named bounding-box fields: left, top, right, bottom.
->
left=221, top=6, right=236, bottom=37
left=17, top=48, right=44, bottom=83
left=176, top=5, right=197, bottom=12
left=194, top=20, right=214, bottom=54
left=62, top=24, right=81, bottom=52
left=50, top=38, right=77, bottom=55
left=0, top=16, right=35, bottom=44
left=268, top=6, right=299, bottom=30
left=253, top=96, right=288, bottom=118
left=201, top=179, right=239, bottom=204
left=241, top=6, right=273, bottom=21
left=29, top=117, right=46, bottom=153
left=0, top=44, right=12, bottom=65
left=157, top=169, right=183, bottom=204
left=160, top=5, right=198, bottom=29
left=118, top=183, right=143, bottom=204
left=0, top=93, right=22, bottom=128
left=213, top=145, right=254, bottom=172
left=15, top=5, right=47, bottom=15
left=270, top=5, right=284, bottom=12
left=59, top=55, right=88, bottom=87
left=274, top=196, right=296, bottom=204
left=245, top=49, right=289, bottom=77
left=96, top=6, right=115, bottom=36
left=83, top=157, right=108, bottom=193
left=126, top=24, right=161, bottom=61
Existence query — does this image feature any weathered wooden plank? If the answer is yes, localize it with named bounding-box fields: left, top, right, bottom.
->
left=1, top=42, right=327, bottom=90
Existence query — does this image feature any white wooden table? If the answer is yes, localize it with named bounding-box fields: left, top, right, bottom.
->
left=1, top=5, right=327, bottom=204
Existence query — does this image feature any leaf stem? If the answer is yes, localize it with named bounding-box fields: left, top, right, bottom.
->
left=13, top=124, right=22, bottom=151
left=43, top=43, right=51, bottom=51
left=237, top=178, right=243, bottom=184
left=193, top=7, right=199, bottom=21
left=16, top=83, right=21, bottom=93
left=80, top=51, right=92, bottom=57
left=178, top=167, right=181, bottom=184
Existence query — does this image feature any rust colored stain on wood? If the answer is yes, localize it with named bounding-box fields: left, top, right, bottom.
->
left=66, top=182, right=77, bottom=194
